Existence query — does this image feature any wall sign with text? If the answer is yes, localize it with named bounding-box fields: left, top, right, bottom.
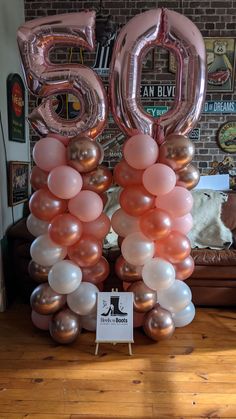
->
left=7, top=73, right=25, bottom=142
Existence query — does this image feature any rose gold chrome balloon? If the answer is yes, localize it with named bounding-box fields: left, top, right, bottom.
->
left=30, top=166, right=48, bottom=191
left=144, top=304, right=175, bottom=341
left=82, top=165, right=113, bottom=193
left=128, top=281, right=157, bottom=313
left=30, top=283, right=66, bottom=315
left=48, top=213, right=83, bottom=246
left=159, top=135, right=195, bottom=171
left=68, top=235, right=102, bottom=267
left=67, top=136, right=101, bottom=173
left=17, top=12, right=107, bottom=139
left=115, top=255, right=142, bottom=282
left=29, top=189, right=67, bottom=221
left=110, top=9, right=206, bottom=143
left=49, top=308, right=81, bottom=344
left=28, top=260, right=51, bottom=283
left=81, top=256, right=110, bottom=285
left=174, top=255, right=195, bottom=280
left=176, top=164, right=200, bottom=190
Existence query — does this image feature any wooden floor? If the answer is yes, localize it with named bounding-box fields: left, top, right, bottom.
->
left=0, top=305, right=236, bottom=418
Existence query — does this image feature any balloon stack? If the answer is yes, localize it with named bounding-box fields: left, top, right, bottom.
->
left=110, top=9, right=206, bottom=340
left=17, top=7, right=207, bottom=345
left=18, top=12, right=112, bottom=344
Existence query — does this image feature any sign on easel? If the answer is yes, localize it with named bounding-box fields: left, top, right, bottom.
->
left=95, top=292, right=134, bottom=355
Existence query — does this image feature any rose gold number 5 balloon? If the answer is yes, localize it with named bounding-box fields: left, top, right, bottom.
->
left=17, top=12, right=107, bottom=139
left=110, top=9, right=206, bottom=143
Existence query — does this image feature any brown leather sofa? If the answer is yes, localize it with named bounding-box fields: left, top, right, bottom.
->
left=186, top=191, right=236, bottom=306
left=5, top=191, right=236, bottom=306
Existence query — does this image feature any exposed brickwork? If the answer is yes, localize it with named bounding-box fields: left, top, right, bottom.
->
left=24, top=0, right=236, bottom=173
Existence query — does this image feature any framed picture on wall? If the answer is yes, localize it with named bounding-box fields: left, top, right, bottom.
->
left=8, top=161, right=29, bottom=206
left=169, top=38, right=236, bottom=92
left=7, top=73, right=25, bottom=142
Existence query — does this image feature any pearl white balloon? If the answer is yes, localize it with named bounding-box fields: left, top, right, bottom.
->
left=142, top=258, right=176, bottom=292
left=158, top=280, right=192, bottom=313
left=111, top=208, right=140, bottom=237
left=30, top=234, right=67, bottom=267
left=27, top=214, right=49, bottom=237
left=48, top=260, right=82, bottom=294
left=81, top=312, right=97, bottom=331
left=67, top=282, right=98, bottom=316
left=121, top=232, right=155, bottom=266
left=172, top=302, right=195, bottom=327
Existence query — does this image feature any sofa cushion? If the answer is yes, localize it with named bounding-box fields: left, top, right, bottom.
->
left=191, top=248, right=236, bottom=266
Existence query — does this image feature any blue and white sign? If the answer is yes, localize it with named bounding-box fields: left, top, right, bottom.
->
left=203, top=101, right=236, bottom=114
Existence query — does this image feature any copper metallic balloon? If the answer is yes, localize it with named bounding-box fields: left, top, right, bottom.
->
left=30, top=166, right=48, bottom=191
left=68, top=235, right=102, bottom=267
left=28, top=260, right=51, bottom=283
left=140, top=208, right=172, bottom=241
left=115, top=255, right=142, bottom=282
left=67, top=136, right=101, bottom=173
left=29, top=189, right=67, bottom=221
left=144, top=304, right=175, bottom=341
left=48, top=213, right=83, bottom=246
left=176, top=163, right=200, bottom=190
left=82, top=165, right=113, bottom=193
left=81, top=256, right=110, bottom=285
left=30, top=283, right=66, bottom=315
left=174, top=255, right=195, bottom=280
left=49, top=308, right=81, bottom=344
left=159, top=135, right=195, bottom=171
left=113, top=159, right=144, bottom=187
left=120, top=185, right=154, bottom=217
left=128, top=281, right=157, bottom=313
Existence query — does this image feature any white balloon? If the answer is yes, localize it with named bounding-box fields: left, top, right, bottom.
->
left=67, top=282, right=98, bottom=316
left=81, top=312, right=97, bottom=331
left=121, top=232, right=154, bottom=266
left=172, top=302, right=195, bottom=327
left=158, top=280, right=192, bottom=313
left=142, top=258, right=175, bottom=291
left=30, top=234, right=67, bottom=267
left=27, top=214, right=49, bottom=237
left=48, top=260, right=82, bottom=294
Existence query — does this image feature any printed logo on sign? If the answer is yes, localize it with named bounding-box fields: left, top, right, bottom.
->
left=101, top=296, right=128, bottom=324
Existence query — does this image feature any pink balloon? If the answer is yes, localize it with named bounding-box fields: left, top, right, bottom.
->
left=111, top=208, right=140, bottom=237
left=48, top=133, right=70, bottom=146
left=171, top=213, right=193, bottom=235
left=68, top=190, right=103, bottom=222
left=48, top=166, right=83, bottom=199
left=123, top=134, right=158, bottom=170
left=155, top=186, right=193, bottom=217
left=33, top=137, right=66, bottom=172
left=143, top=163, right=176, bottom=196
left=31, top=310, right=52, bottom=330
left=81, top=213, right=110, bottom=240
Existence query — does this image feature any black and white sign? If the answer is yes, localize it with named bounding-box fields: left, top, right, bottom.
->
left=96, top=292, right=133, bottom=343
left=141, top=84, right=175, bottom=99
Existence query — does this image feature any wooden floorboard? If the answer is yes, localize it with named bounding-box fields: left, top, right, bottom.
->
left=0, top=304, right=236, bottom=418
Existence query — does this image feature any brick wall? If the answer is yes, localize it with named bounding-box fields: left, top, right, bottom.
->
left=24, top=0, right=236, bottom=175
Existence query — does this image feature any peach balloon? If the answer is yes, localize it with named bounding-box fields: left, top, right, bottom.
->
left=120, top=185, right=154, bottom=217
left=68, top=190, right=103, bottom=222
left=68, top=235, right=102, bottom=267
left=123, top=134, right=158, bottom=170
left=113, top=159, right=143, bottom=187
left=29, top=189, right=67, bottom=221
left=30, top=166, right=48, bottom=190
left=111, top=208, right=140, bottom=237
left=155, top=231, right=191, bottom=264
left=48, top=213, right=83, bottom=246
left=33, top=137, right=66, bottom=172
left=174, top=255, right=195, bottom=280
left=142, top=163, right=176, bottom=196
left=155, top=186, right=193, bottom=217
left=140, top=208, right=172, bottom=241
left=81, top=256, right=110, bottom=284
left=48, top=165, right=83, bottom=199
left=81, top=213, right=110, bottom=240
left=171, top=213, right=193, bottom=235
left=82, top=165, right=112, bottom=194
left=48, top=133, right=70, bottom=146
left=121, top=232, right=155, bottom=266
left=115, top=255, right=143, bottom=282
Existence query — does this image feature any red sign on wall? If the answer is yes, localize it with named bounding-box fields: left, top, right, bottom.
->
left=7, top=73, right=25, bottom=142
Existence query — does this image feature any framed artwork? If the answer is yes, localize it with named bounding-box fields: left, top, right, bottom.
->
left=218, top=121, right=236, bottom=153
left=7, top=73, right=25, bottom=142
left=8, top=161, right=30, bottom=206
left=169, top=38, right=236, bottom=92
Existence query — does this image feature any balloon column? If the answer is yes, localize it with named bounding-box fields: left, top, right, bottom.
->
left=110, top=9, right=206, bottom=340
left=18, top=12, right=112, bottom=343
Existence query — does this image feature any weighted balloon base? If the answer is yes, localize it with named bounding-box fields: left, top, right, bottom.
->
left=95, top=341, right=133, bottom=356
